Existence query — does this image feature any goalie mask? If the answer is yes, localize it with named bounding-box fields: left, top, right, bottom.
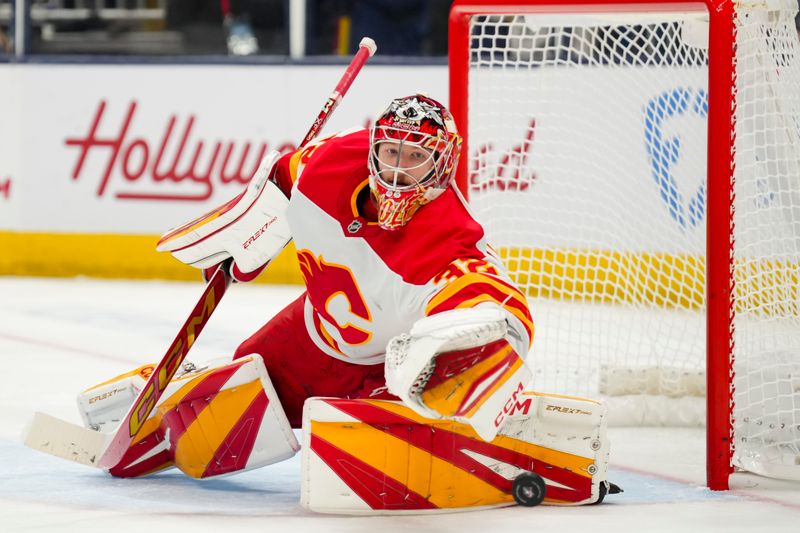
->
left=368, top=94, right=462, bottom=230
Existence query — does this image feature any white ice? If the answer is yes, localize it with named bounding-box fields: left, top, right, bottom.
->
left=1, top=277, right=799, bottom=532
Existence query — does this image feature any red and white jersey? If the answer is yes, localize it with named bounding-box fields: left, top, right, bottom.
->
left=271, top=128, right=533, bottom=365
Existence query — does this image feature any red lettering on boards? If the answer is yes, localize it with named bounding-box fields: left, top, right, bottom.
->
left=470, top=118, right=538, bottom=193
left=65, top=100, right=296, bottom=202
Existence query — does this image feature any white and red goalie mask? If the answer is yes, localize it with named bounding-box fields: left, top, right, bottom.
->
left=368, top=94, right=462, bottom=230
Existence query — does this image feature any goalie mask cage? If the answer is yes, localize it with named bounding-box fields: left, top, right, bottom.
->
left=449, top=0, right=800, bottom=490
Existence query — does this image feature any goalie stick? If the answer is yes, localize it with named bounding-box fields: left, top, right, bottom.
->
left=97, top=261, right=231, bottom=468
left=24, top=37, right=378, bottom=471
left=23, top=260, right=230, bottom=469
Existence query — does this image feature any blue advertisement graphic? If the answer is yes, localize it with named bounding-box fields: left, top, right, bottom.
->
left=643, top=88, right=708, bottom=230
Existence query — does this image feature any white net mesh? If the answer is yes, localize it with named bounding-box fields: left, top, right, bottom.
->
left=463, top=1, right=800, bottom=479
left=731, top=1, right=800, bottom=479
left=468, top=11, right=709, bottom=402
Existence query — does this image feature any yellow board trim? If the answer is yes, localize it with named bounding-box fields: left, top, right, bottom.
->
left=499, top=247, right=706, bottom=309
left=0, top=231, right=303, bottom=284
left=3, top=232, right=794, bottom=317
left=500, top=246, right=799, bottom=315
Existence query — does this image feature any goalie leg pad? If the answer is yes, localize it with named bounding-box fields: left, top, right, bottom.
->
left=78, top=364, right=155, bottom=433
left=300, top=395, right=610, bottom=515
left=79, top=355, right=299, bottom=478
left=499, top=390, right=611, bottom=505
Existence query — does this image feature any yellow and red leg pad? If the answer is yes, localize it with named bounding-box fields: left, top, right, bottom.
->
left=108, top=354, right=299, bottom=478
left=300, top=393, right=609, bottom=515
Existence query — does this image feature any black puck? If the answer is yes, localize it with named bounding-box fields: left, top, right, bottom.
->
left=512, top=472, right=546, bottom=507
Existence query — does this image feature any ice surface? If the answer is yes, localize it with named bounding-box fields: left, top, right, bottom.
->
left=1, top=277, right=799, bottom=532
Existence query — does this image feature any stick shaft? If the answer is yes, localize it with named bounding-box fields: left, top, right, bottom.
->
left=299, top=41, right=375, bottom=149
left=97, top=262, right=231, bottom=468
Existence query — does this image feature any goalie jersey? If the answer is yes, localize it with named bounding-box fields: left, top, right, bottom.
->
left=271, top=128, right=533, bottom=365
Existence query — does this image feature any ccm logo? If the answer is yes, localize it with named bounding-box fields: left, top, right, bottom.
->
left=494, top=382, right=531, bottom=428
left=243, top=216, right=278, bottom=250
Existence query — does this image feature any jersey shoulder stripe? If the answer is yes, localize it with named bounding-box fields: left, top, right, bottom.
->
left=426, top=271, right=533, bottom=348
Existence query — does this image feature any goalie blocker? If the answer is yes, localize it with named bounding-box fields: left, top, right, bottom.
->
left=156, top=150, right=292, bottom=282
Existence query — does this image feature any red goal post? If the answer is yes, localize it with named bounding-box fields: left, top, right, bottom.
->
left=449, top=0, right=800, bottom=491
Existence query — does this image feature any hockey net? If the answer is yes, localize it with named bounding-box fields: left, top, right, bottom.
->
left=449, top=0, right=800, bottom=488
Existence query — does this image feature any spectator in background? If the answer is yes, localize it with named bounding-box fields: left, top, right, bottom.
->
left=222, top=0, right=259, bottom=55
left=349, top=0, right=431, bottom=55
left=222, top=0, right=287, bottom=55
left=0, top=28, right=10, bottom=54
left=305, top=0, right=450, bottom=56
left=167, top=1, right=229, bottom=54
left=425, top=0, right=451, bottom=56
left=167, top=0, right=286, bottom=55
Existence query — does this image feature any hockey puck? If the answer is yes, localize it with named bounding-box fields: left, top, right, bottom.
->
left=512, top=472, right=546, bottom=507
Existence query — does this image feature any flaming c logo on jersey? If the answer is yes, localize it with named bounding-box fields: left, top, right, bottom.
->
left=297, top=249, right=373, bottom=347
